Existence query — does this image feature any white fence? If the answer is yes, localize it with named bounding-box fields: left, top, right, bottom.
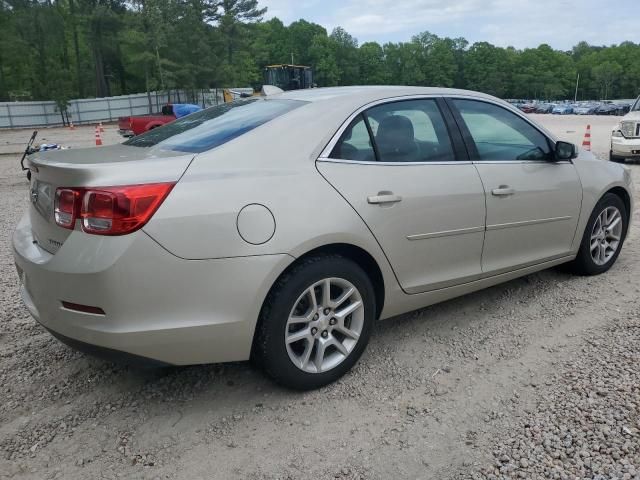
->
left=0, top=89, right=227, bottom=129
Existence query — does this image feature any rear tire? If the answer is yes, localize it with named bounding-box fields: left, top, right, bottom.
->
left=253, top=254, right=376, bottom=390
left=570, top=193, right=628, bottom=275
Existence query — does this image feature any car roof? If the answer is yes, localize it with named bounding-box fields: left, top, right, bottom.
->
left=276, top=85, right=500, bottom=107
left=253, top=85, right=558, bottom=161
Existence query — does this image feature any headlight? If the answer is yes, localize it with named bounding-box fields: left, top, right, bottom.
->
left=621, top=121, right=635, bottom=138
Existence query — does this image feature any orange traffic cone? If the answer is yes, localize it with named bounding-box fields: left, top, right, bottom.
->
left=581, top=124, right=591, bottom=151
left=95, top=125, right=103, bottom=146
left=69, top=121, right=75, bottom=130
left=99, top=122, right=105, bottom=133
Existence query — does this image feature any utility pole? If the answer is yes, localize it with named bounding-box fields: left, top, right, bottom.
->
left=574, top=73, right=580, bottom=102
left=156, top=46, right=165, bottom=91
left=291, top=52, right=294, bottom=65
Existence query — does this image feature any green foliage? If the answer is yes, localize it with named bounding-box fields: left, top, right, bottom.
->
left=0, top=1, right=638, bottom=102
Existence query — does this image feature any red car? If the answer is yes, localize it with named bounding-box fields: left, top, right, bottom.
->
left=118, top=105, right=176, bottom=137
left=519, top=103, right=538, bottom=114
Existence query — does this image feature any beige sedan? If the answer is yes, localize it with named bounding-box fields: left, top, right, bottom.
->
left=13, top=86, right=634, bottom=390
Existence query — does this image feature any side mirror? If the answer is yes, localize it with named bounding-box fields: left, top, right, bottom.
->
left=555, top=141, right=577, bottom=161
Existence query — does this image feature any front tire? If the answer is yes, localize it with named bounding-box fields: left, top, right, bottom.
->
left=570, top=193, right=628, bottom=275
left=253, top=254, right=376, bottom=390
left=610, top=150, right=625, bottom=163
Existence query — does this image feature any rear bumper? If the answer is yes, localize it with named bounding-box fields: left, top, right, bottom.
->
left=12, top=213, right=292, bottom=365
left=44, top=325, right=170, bottom=367
left=611, top=136, right=640, bottom=158
left=118, top=129, right=134, bottom=137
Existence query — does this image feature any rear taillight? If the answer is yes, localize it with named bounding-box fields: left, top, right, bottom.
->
left=54, top=189, right=80, bottom=228
left=54, top=183, right=175, bottom=235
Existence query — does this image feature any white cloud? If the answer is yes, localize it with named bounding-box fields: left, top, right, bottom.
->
left=260, top=0, right=638, bottom=49
left=329, top=0, right=486, bottom=37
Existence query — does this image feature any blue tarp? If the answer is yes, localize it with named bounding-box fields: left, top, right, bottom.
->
left=173, top=104, right=202, bottom=118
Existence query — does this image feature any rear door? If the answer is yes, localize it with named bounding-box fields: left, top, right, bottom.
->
left=447, top=97, right=582, bottom=274
left=316, top=97, right=486, bottom=294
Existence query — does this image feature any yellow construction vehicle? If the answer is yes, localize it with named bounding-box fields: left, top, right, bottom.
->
left=263, top=64, right=314, bottom=91
left=222, top=64, right=314, bottom=103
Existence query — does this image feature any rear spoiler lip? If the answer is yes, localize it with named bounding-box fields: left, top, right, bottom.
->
left=25, top=148, right=196, bottom=189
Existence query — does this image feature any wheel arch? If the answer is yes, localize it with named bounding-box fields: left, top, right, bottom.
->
left=251, top=243, right=386, bottom=357
left=296, top=243, right=386, bottom=318
left=606, top=186, right=631, bottom=215
left=605, top=186, right=632, bottom=236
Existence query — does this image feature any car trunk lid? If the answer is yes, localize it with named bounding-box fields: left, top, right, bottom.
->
left=26, top=144, right=194, bottom=254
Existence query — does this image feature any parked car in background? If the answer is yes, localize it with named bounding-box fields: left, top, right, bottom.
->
left=507, top=100, right=529, bottom=110
left=519, top=103, right=538, bottom=113
left=552, top=104, right=573, bottom=115
left=617, top=103, right=632, bottom=115
left=574, top=103, right=599, bottom=115
left=14, top=86, right=634, bottom=389
left=611, top=94, right=640, bottom=163
left=596, top=103, right=620, bottom=116
left=535, top=103, right=554, bottom=114
left=118, top=103, right=202, bottom=137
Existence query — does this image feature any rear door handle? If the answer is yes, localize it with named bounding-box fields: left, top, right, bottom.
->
left=491, top=186, right=515, bottom=197
left=367, top=193, right=403, bottom=205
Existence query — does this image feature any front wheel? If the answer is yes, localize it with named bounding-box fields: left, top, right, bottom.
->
left=253, top=254, right=376, bottom=390
left=570, top=193, right=628, bottom=275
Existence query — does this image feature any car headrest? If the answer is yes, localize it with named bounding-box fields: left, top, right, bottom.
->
left=376, top=115, right=415, bottom=145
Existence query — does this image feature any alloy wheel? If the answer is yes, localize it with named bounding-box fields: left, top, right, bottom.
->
left=285, top=277, right=364, bottom=374
left=590, top=206, right=623, bottom=266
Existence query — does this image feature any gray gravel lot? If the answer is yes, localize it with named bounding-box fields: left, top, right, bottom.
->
left=0, top=115, right=638, bottom=480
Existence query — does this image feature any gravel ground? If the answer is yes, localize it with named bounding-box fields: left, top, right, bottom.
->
left=0, top=115, right=638, bottom=480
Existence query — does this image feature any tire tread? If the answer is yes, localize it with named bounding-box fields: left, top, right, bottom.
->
left=253, top=253, right=375, bottom=390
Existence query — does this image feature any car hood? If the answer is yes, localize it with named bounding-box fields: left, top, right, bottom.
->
left=622, top=111, right=640, bottom=121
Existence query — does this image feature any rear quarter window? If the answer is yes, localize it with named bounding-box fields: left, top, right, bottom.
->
left=124, top=98, right=306, bottom=153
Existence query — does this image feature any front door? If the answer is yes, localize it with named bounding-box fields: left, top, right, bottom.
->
left=449, top=98, right=582, bottom=274
left=317, top=98, right=486, bottom=294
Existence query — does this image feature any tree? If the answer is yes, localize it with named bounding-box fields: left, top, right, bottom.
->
left=464, top=42, right=513, bottom=97
left=384, top=42, right=424, bottom=85
left=411, top=32, right=457, bottom=87
left=358, top=42, right=387, bottom=85
left=1, top=1, right=639, bottom=103
left=206, top=0, right=265, bottom=67
left=287, top=19, right=327, bottom=66
left=593, top=61, right=623, bottom=100
left=330, top=27, right=359, bottom=85
left=309, top=34, right=339, bottom=86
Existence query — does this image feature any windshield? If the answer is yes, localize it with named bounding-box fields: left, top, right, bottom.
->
left=632, top=96, right=640, bottom=112
left=124, top=98, right=306, bottom=153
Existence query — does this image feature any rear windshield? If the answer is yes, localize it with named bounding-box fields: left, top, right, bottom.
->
left=124, top=98, right=306, bottom=153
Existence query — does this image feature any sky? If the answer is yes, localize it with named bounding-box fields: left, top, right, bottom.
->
left=261, top=0, right=639, bottom=50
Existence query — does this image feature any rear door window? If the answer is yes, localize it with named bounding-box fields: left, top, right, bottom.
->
left=125, top=98, right=306, bottom=153
left=329, top=115, right=376, bottom=161
left=366, top=99, right=455, bottom=163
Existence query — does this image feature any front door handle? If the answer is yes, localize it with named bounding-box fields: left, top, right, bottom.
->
left=491, top=186, right=515, bottom=197
left=367, top=192, right=403, bottom=205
